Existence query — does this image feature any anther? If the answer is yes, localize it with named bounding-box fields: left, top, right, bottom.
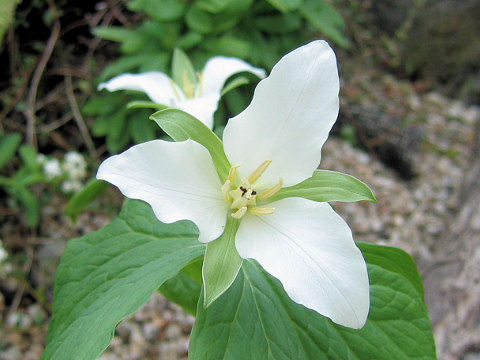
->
left=228, top=164, right=240, bottom=184
left=248, top=160, right=272, bottom=185
left=221, top=180, right=231, bottom=201
left=231, top=206, right=247, bottom=219
left=249, top=207, right=275, bottom=215
left=257, top=178, right=283, bottom=200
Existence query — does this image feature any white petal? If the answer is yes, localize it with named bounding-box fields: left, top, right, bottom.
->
left=97, top=139, right=228, bottom=243
left=235, top=197, right=369, bottom=329
left=201, top=56, right=266, bottom=97
left=223, top=40, right=339, bottom=188
left=176, top=94, right=219, bottom=129
left=98, top=72, right=185, bottom=104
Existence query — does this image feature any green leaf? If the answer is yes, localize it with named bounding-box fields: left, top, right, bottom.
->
left=172, top=48, right=198, bottom=97
left=159, top=258, right=202, bottom=315
left=266, top=0, right=302, bottom=12
left=150, top=109, right=230, bottom=182
left=12, top=187, right=40, bottom=227
left=299, top=0, right=349, bottom=48
left=267, top=170, right=376, bottom=204
left=42, top=200, right=204, bottom=360
left=220, top=76, right=250, bottom=96
left=0, top=132, right=21, bottom=171
left=127, top=0, right=188, bottom=21
left=202, top=216, right=242, bottom=307
left=66, top=179, right=109, bottom=222
left=0, top=0, right=20, bottom=47
left=19, top=145, right=40, bottom=171
left=190, top=243, right=435, bottom=360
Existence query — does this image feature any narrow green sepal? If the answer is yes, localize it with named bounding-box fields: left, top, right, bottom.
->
left=221, top=76, right=250, bottom=96
left=149, top=108, right=230, bottom=182
left=172, top=48, right=198, bottom=96
left=126, top=101, right=168, bottom=110
left=266, top=169, right=376, bottom=204
left=202, top=216, right=242, bottom=307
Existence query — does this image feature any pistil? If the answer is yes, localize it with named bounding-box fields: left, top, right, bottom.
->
left=222, top=160, right=283, bottom=219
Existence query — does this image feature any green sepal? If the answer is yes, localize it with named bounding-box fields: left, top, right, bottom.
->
left=221, top=76, right=250, bottom=96
left=150, top=108, right=230, bottom=182
left=126, top=101, right=168, bottom=110
left=172, top=48, right=198, bottom=97
left=266, top=169, right=376, bottom=204
left=202, top=216, right=242, bottom=307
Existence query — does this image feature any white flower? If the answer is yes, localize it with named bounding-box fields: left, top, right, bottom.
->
left=36, top=153, right=47, bottom=164
left=61, top=180, right=83, bottom=193
left=98, top=57, right=266, bottom=129
left=43, top=158, right=61, bottom=179
left=0, top=242, right=8, bottom=263
left=63, top=151, right=86, bottom=180
left=97, top=41, right=369, bottom=329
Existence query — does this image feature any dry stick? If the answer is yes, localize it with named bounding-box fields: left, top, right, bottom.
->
left=65, top=76, right=98, bottom=159
left=25, top=19, right=61, bottom=148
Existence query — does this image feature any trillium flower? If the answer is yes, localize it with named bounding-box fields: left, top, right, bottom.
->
left=98, top=56, right=265, bottom=129
left=97, top=41, right=370, bottom=329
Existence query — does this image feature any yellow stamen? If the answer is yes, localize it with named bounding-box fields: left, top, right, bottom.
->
left=249, top=206, right=275, bottom=215
left=248, top=160, right=272, bottom=185
left=197, top=71, right=203, bottom=97
left=221, top=180, right=231, bottom=200
left=231, top=206, right=247, bottom=219
left=228, top=164, right=240, bottom=184
left=258, top=178, right=283, bottom=200
left=170, top=79, right=183, bottom=100
left=183, top=70, right=194, bottom=98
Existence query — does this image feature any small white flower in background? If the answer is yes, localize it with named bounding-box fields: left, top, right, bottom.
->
left=61, top=180, right=83, bottom=193
left=0, top=241, right=8, bottom=263
left=43, top=158, right=61, bottom=179
left=63, top=151, right=87, bottom=180
left=36, top=153, right=47, bottom=164
left=98, top=41, right=369, bottom=329
left=98, top=57, right=266, bottom=129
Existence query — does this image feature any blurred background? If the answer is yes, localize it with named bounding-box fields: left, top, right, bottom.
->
left=0, top=0, right=479, bottom=359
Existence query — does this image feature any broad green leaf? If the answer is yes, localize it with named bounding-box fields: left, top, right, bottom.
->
left=190, top=243, right=435, bottom=360
left=126, top=101, right=167, bottom=110
left=267, top=170, right=376, bottom=204
left=221, top=76, right=250, bottom=96
left=66, top=179, right=109, bottom=222
left=150, top=109, right=230, bottom=182
left=202, top=216, right=242, bottom=307
left=254, top=13, right=302, bottom=34
left=172, top=48, right=198, bottom=97
left=159, top=258, right=203, bottom=315
left=0, top=132, right=21, bottom=171
left=266, top=0, right=302, bottom=12
left=42, top=200, right=204, bottom=360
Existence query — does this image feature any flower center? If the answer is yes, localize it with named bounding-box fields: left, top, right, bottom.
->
left=222, top=160, right=283, bottom=219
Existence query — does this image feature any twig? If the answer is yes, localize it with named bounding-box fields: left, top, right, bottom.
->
left=65, top=76, right=98, bottom=159
left=25, top=18, right=61, bottom=148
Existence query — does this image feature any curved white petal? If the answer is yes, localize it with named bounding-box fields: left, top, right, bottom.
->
left=201, top=56, right=266, bottom=97
left=97, top=139, right=227, bottom=243
left=223, top=40, right=339, bottom=188
left=235, top=197, right=369, bottom=329
left=98, top=72, right=185, bottom=104
left=176, top=94, right=220, bottom=129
